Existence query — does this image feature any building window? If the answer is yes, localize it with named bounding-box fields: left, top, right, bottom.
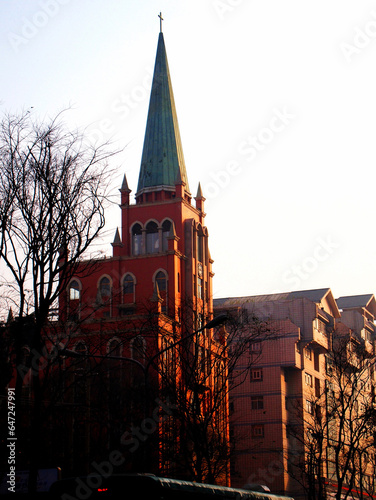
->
left=155, top=271, right=167, bottom=313
left=198, top=277, right=203, bottom=299
left=197, top=230, right=203, bottom=263
left=196, top=314, right=204, bottom=332
left=314, top=318, right=327, bottom=335
left=250, top=368, right=263, bottom=382
left=69, top=280, right=80, bottom=300
left=74, top=342, right=87, bottom=356
left=314, top=351, right=320, bottom=372
left=251, top=424, right=264, bottom=438
left=251, top=395, right=264, bottom=410
left=107, top=338, right=122, bottom=357
left=250, top=342, right=261, bottom=353
left=162, top=220, right=172, bottom=251
left=305, top=372, right=313, bottom=387
left=306, top=399, right=313, bottom=414
left=305, top=348, right=312, bottom=360
left=131, top=336, right=146, bottom=364
left=99, top=276, right=111, bottom=302
left=123, top=274, right=134, bottom=296
left=315, top=378, right=321, bottom=398
left=68, top=279, right=81, bottom=321
left=146, top=221, right=159, bottom=254
left=156, top=271, right=167, bottom=292
left=196, top=224, right=204, bottom=263
left=132, top=223, right=142, bottom=255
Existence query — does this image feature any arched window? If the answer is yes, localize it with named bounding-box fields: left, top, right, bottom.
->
left=197, top=226, right=204, bottom=263
left=99, top=276, right=111, bottom=302
left=108, top=338, right=122, bottom=357
left=146, top=221, right=159, bottom=254
left=156, top=270, right=167, bottom=292
left=68, top=279, right=81, bottom=322
left=123, top=274, right=134, bottom=295
left=74, top=342, right=87, bottom=355
left=131, top=336, right=146, bottom=364
left=155, top=270, right=167, bottom=313
left=132, top=223, right=142, bottom=256
left=162, top=220, right=172, bottom=251
left=69, top=280, right=80, bottom=300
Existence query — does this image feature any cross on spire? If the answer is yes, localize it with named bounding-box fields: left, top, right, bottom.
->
left=158, top=12, right=164, bottom=33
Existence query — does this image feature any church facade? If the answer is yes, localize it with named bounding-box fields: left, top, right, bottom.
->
left=56, top=29, right=229, bottom=484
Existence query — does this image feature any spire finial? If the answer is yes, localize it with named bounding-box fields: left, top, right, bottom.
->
left=158, top=12, right=164, bottom=33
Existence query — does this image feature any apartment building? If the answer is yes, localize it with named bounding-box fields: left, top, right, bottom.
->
left=214, top=289, right=376, bottom=499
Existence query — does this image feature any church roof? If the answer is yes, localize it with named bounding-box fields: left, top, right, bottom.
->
left=136, top=32, right=190, bottom=196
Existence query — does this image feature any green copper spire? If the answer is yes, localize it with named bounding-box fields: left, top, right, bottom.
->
left=136, top=32, right=190, bottom=197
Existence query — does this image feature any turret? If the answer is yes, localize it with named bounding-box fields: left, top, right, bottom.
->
left=120, top=174, right=131, bottom=206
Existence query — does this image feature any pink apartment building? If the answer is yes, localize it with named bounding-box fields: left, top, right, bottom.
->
left=214, top=289, right=376, bottom=499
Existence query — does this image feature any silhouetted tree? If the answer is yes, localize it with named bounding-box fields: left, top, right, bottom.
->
left=132, top=301, right=276, bottom=485
left=0, top=110, right=117, bottom=491
left=287, top=331, right=376, bottom=500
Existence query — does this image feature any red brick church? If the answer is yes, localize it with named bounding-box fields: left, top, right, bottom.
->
left=56, top=26, right=229, bottom=484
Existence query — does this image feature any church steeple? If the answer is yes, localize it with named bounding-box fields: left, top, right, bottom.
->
left=136, top=30, right=190, bottom=202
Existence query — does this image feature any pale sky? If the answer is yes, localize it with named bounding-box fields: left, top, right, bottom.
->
left=2, top=0, right=376, bottom=302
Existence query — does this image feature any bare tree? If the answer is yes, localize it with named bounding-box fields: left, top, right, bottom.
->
left=0, top=110, right=117, bottom=491
left=287, top=331, right=376, bottom=500
left=138, top=302, right=275, bottom=485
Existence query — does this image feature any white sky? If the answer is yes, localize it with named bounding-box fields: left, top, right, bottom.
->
left=2, top=0, right=376, bottom=302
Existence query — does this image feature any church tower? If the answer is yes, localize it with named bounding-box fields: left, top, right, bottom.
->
left=112, top=26, right=213, bottom=325
left=58, top=21, right=226, bottom=483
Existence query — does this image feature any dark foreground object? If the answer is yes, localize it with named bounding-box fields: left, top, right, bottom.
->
left=3, top=474, right=295, bottom=500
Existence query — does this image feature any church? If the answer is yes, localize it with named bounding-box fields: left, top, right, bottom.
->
left=56, top=22, right=229, bottom=485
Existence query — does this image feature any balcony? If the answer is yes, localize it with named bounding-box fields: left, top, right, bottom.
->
left=360, top=326, right=374, bottom=355
left=310, top=318, right=329, bottom=350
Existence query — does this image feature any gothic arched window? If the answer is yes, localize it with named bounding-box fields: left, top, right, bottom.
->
left=156, top=270, right=167, bottom=292
left=131, top=336, right=146, bottom=363
left=99, top=276, right=111, bottom=302
left=162, top=220, right=172, bottom=251
left=197, top=226, right=204, bottom=263
left=74, top=342, right=87, bottom=355
left=68, top=279, right=81, bottom=321
left=146, top=221, right=159, bottom=254
left=155, top=270, right=167, bottom=313
left=132, top=223, right=142, bottom=256
left=123, top=274, right=134, bottom=295
left=108, top=338, right=122, bottom=357
left=69, top=280, right=81, bottom=301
